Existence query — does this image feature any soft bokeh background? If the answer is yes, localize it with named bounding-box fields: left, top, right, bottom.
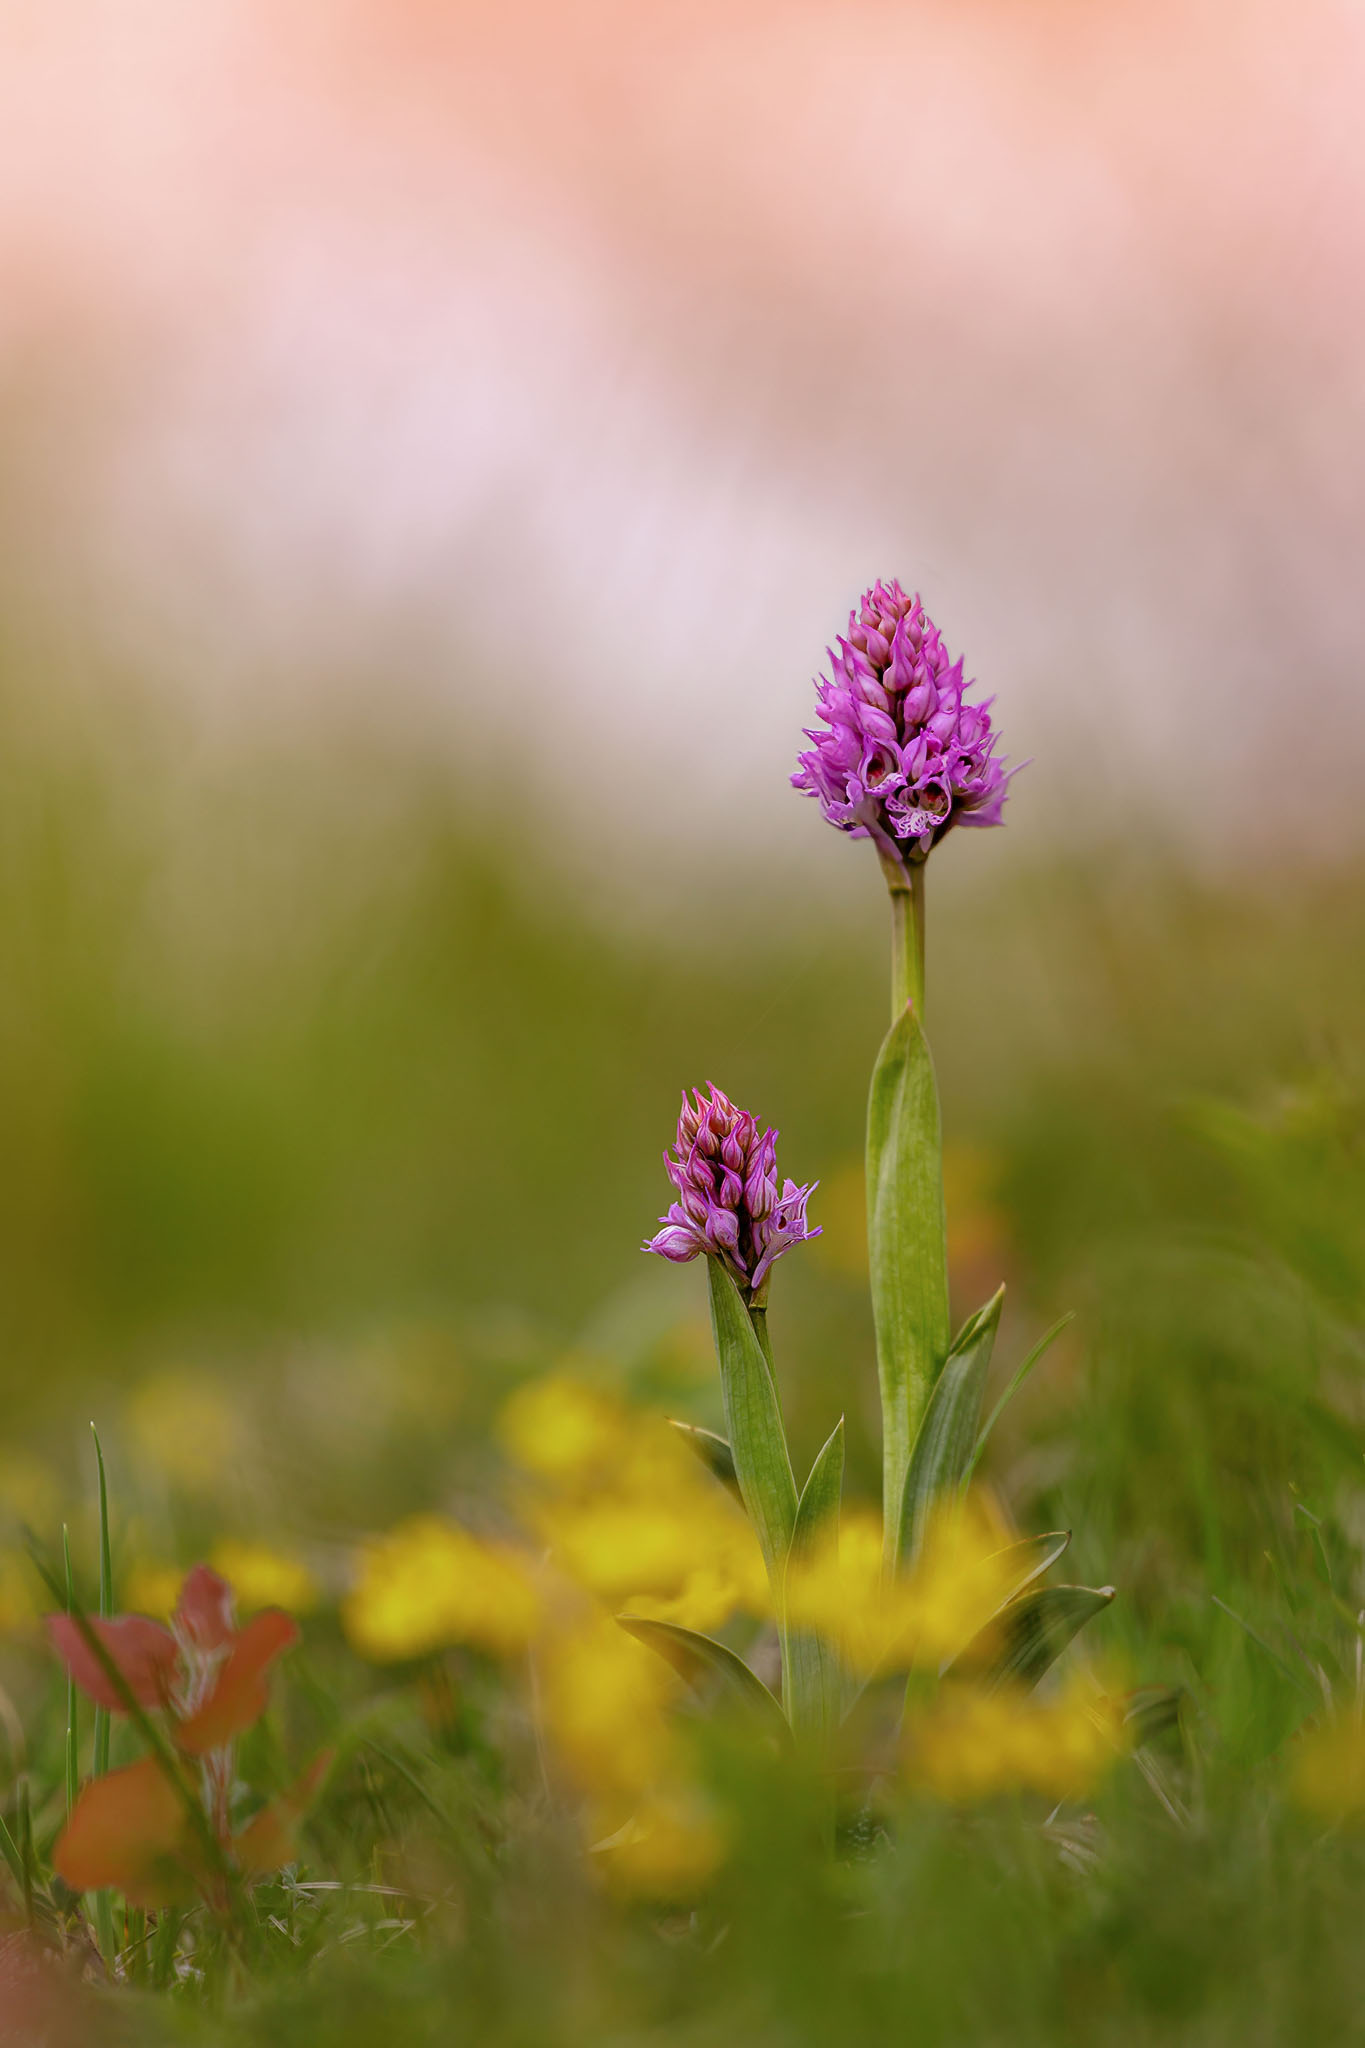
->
left=0, top=0, right=1362, bottom=1625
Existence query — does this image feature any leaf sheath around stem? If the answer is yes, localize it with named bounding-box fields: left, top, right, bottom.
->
left=705, top=1259, right=798, bottom=1582
left=866, top=1002, right=952, bottom=1573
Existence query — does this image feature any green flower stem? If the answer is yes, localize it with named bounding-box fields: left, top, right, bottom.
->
left=886, top=861, right=925, bottom=1021
left=868, top=853, right=949, bottom=1572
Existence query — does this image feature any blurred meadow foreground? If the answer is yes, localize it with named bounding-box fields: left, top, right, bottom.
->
left=4, top=4, right=1365, bottom=2044
left=2, top=599, right=1365, bottom=2045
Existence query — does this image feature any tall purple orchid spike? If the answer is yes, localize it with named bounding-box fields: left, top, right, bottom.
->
left=643, top=1084, right=820, bottom=1299
left=792, top=580, right=1011, bottom=871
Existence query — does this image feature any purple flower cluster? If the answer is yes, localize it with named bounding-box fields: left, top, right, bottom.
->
left=643, top=1084, right=820, bottom=1297
left=792, top=580, right=1010, bottom=864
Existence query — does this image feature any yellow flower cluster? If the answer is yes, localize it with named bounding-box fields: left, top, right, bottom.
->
left=784, top=1494, right=1018, bottom=1677
left=905, top=1675, right=1123, bottom=1804
left=538, top=1607, right=677, bottom=1799
left=334, top=1376, right=757, bottom=1892
left=126, top=1374, right=245, bottom=1489
left=124, top=1541, right=320, bottom=1624
left=590, top=1786, right=728, bottom=1899
left=343, top=1515, right=542, bottom=1662
left=500, top=1375, right=767, bottom=1632
left=499, top=1376, right=748, bottom=1895
left=537, top=1605, right=726, bottom=1896
left=0, top=1550, right=37, bottom=1633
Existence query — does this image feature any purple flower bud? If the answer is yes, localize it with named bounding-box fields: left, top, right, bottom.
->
left=792, top=581, right=1014, bottom=865
left=643, top=1084, right=821, bottom=1296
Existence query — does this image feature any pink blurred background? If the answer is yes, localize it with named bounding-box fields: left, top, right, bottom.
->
left=1, top=0, right=1362, bottom=878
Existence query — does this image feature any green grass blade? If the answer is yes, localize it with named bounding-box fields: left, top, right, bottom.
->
left=616, top=1617, right=791, bottom=1746
left=705, top=1258, right=797, bottom=1581
left=899, top=1287, right=1004, bottom=1566
left=866, top=1003, right=951, bottom=1572
left=62, top=1525, right=78, bottom=1820
left=784, top=1417, right=846, bottom=1743
left=19, top=1781, right=34, bottom=1926
left=0, top=1808, right=24, bottom=1893
left=91, top=1423, right=113, bottom=1776
left=90, top=1425, right=117, bottom=1965
left=966, top=1311, right=1075, bottom=1484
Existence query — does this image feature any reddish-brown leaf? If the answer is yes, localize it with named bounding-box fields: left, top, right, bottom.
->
left=234, top=1751, right=332, bottom=1876
left=47, top=1614, right=181, bottom=1713
left=53, top=1757, right=189, bottom=1908
left=174, top=1564, right=236, bottom=1651
left=176, top=1608, right=299, bottom=1753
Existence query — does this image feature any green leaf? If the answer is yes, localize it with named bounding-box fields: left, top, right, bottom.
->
left=867, top=1003, right=951, bottom=1571
left=617, top=1617, right=791, bottom=1747
left=705, top=1259, right=798, bottom=1581
left=989, top=1530, right=1072, bottom=1604
left=791, top=1418, right=845, bottom=1553
left=952, top=1583, right=1115, bottom=1693
left=784, top=1418, right=846, bottom=1742
left=966, top=1311, right=1074, bottom=1484
left=668, top=1420, right=741, bottom=1504
left=843, top=1532, right=1072, bottom=1722
left=899, top=1288, right=1004, bottom=1565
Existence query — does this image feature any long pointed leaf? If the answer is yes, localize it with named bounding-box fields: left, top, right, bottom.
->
left=617, top=1617, right=791, bottom=1747
left=899, top=1288, right=1004, bottom=1565
left=952, top=1583, right=1115, bottom=1693
left=784, top=1418, right=846, bottom=1742
left=841, top=1532, right=1072, bottom=1722
left=989, top=1530, right=1072, bottom=1603
left=668, top=1420, right=741, bottom=1504
left=966, top=1312, right=1074, bottom=1483
left=867, top=1004, right=951, bottom=1571
left=705, top=1259, right=797, bottom=1580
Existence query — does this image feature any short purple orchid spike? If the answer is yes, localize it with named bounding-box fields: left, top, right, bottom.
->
left=792, top=581, right=1011, bottom=869
left=644, top=1084, right=820, bottom=1298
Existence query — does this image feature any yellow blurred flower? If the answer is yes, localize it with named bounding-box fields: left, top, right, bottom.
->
left=540, top=1611, right=726, bottom=1895
left=343, top=1515, right=541, bottom=1662
left=0, top=1549, right=39, bottom=1633
left=622, top=1556, right=768, bottom=1635
left=785, top=1494, right=1016, bottom=1677
left=210, top=1540, right=318, bottom=1615
left=497, top=1372, right=631, bottom=1485
left=121, top=1562, right=184, bottom=1621
left=126, top=1374, right=245, bottom=1489
left=503, top=1375, right=767, bottom=1630
left=905, top=1675, right=1124, bottom=1804
left=591, top=1786, right=728, bottom=1898
left=537, top=1610, right=677, bottom=1802
left=0, top=1454, right=61, bottom=1533
left=123, top=1542, right=318, bottom=1622
left=1292, top=1715, right=1365, bottom=1821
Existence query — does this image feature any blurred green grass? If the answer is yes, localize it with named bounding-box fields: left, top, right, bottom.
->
left=1, top=661, right=1364, bottom=2045
left=1, top=669, right=1360, bottom=1539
